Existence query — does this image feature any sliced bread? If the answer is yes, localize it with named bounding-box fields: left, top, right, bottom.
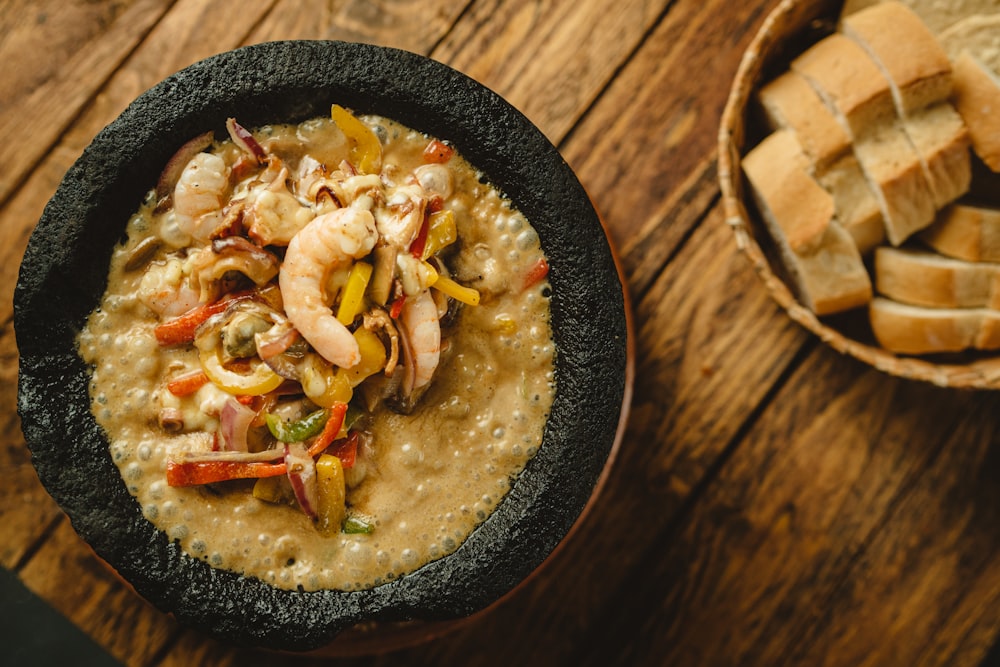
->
left=875, top=245, right=1000, bottom=308
left=842, top=1, right=953, bottom=113
left=842, top=3, right=970, bottom=209
left=950, top=51, right=1000, bottom=172
left=791, top=31, right=938, bottom=245
left=900, top=103, right=972, bottom=209
left=869, top=296, right=1000, bottom=354
left=816, top=153, right=886, bottom=253
left=920, top=202, right=1000, bottom=261
left=791, top=32, right=897, bottom=136
left=850, top=120, right=938, bottom=245
left=758, top=70, right=852, bottom=172
left=743, top=130, right=872, bottom=315
left=840, top=0, right=1000, bottom=36
left=756, top=69, right=885, bottom=252
left=938, top=14, right=1000, bottom=172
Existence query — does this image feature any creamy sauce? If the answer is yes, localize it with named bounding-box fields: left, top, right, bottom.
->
left=77, top=113, right=554, bottom=591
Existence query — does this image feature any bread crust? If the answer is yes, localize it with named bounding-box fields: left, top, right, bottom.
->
left=920, top=202, right=1000, bottom=262
left=842, top=1, right=953, bottom=113
left=791, top=33, right=896, bottom=135
left=870, top=297, right=1000, bottom=354
left=758, top=71, right=852, bottom=172
left=950, top=52, right=1000, bottom=172
left=743, top=130, right=872, bottom=315
left=875, top=245, right=1000, bottom=308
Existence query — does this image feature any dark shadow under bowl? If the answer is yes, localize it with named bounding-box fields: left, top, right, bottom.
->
left=14, top=40, right=629, bottom=651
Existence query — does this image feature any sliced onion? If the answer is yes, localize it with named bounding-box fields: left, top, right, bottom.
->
left=175, top=447, right=284, bottom=464
left=219, top=397, right=255, bottom=452
left=226, top=117, right=267, bottom=163
left=285, top=443, right=318, bottom=518
left=256, top=321, right=300, bottom=360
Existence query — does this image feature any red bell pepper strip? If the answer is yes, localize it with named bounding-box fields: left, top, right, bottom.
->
left=389, top=294, right=406, bottom=319
left=523, top=257, right=550, bottom=290
left=306, top=402, right=349, bottom=457
left=166, top=458, right=287, bottom=487
left=329, top=431, right=359, bottom=469
left=409, top=215, right=430, bottom=259
left=153, top=291, right=252, bottom=346
left=423, top=139, right=454, bottom=164
left=165, top=370, right=210, bottom=397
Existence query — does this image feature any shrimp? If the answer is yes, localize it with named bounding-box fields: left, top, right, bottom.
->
left=137, top=257, right=203, bottom=318
left=279, top=206, right=378, bottom=369
left=399, top=288, right=440, bottom=392
left=173, top=152, right=229, bottom=241
left=373, top=183, right=426, bottom=248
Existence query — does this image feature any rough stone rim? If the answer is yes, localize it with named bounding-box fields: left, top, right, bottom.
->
left=14, top=40, right=628, bottom=651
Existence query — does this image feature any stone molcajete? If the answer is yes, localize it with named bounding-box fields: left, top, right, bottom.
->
left=15, top=41, right=629, bottom=651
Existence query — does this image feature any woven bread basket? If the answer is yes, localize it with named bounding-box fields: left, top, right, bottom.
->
left=718, top=0, right=1000, bottom=389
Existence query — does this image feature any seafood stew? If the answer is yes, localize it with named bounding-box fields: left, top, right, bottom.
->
left=15, top=41, right=627, bottom=649
left=77, top=109, right=556, bottom=591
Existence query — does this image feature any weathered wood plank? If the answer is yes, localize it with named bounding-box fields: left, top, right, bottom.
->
left=780, top=389, right=1000, bottom=667
left=0, top=0, right=281, bottom=329
left=17, top=517, right=180, bottom=666
left=562, top=0, right=779, bottom=295
left=0, top=0, right=175, bottom=205
left=247, top=0, right=471, bottom=50
left=569, top=347, right=1000, bottom=666
left=0, top=0, right=140, bottom=112
left=433, top=0, right=663, bottom=142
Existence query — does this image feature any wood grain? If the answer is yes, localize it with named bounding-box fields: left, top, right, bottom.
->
left=5, top=0, right=1000, bottom=665
left=248, top=0, right=470, bottom=48
left=434, top=0, right=663, bottom=141
left=0, top=0, right=174, bottom=205
left=563, top=0, right=779, bottom=292
left=18, top=518, right=180, bottom=665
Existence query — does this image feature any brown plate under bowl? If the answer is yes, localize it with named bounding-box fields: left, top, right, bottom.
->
left=718, top=0, right=1000, bottom=389
left=14, top=40, right=631, bottom=652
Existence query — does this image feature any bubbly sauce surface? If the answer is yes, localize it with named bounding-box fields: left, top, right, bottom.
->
left=77, top=113, right=554, bottom=591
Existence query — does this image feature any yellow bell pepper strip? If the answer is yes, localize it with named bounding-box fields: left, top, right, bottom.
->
left=422, top=138, right=454, bottom=164
left=301, top=356, right=352, bottom=407
left=433, top=273, right=480, bottom=306
left=343, top=516, right=374, bottom=534
left=421, top=210, right=457, bottom=259
left=266, top=408, right=329, bottom=443
left=523, top=257, right=550, bottom=290
left=331, top=104, right=382, bottom=174
left=315, top=454, right=347, bottom=537
left=252, top=475, right=292, bottom=503
left=198, top=346, right=283, bottom=396
left=306, top=402, right=349, bottom=457
left=153, top=290, right=252, bottom=346
left=165, top=369, right=210, bottom=397
left=336, top=261, right=373, bottom=326
left=341, top=328, right=387, bottom=386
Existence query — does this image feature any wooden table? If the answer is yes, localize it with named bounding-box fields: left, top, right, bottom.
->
left=4, top=0, right=1000, bottom=665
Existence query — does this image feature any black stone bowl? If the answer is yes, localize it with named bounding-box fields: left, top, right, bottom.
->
left=14, top=40, right=629, bottom=652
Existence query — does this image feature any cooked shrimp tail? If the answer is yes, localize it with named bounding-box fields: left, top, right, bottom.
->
left=279, top=206, right=378, bottom=368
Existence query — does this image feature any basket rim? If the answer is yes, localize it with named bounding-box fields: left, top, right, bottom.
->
left=717, top=0, right=1000, bottom=390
